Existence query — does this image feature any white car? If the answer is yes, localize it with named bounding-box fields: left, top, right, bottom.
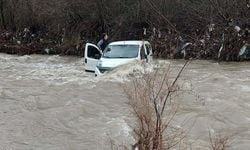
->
left=84, top=40, right=153, bottom=76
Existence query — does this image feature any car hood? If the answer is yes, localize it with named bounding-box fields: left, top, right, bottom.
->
left=98, top=57, right=137, bottom=68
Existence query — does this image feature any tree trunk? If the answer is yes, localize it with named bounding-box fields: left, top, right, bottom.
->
left=0, top=0, right=6, bottom=29
left=96, top=0, right=106, bottom=33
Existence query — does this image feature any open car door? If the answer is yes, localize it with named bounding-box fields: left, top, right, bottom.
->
left=84, top=43, right=102, bottom=73
left=145, top=43, right=153, bottom=63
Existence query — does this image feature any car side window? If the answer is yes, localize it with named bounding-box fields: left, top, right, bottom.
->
left=140, top=46, right=146, bottom=59
left=88, top=46, right=101, bottom=59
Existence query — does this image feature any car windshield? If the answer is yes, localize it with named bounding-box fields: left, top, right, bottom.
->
left=103, top=45, right=139, bottom=58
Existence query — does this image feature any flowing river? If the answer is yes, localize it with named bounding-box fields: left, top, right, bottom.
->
left=0, top=54, right=250, bottom=150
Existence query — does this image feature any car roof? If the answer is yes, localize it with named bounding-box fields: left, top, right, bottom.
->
left=109, top=40, right=150, bottom=46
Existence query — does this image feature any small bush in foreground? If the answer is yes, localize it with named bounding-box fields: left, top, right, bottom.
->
left=123, top=62, right=188, bottom=150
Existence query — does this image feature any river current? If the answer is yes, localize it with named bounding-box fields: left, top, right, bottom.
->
left=0, top=54, right=250, bottom=150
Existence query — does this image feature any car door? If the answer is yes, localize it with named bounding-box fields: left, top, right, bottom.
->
left=84, top=43, right=102, bottom=72
left=145, top=43, right=153, bottom=62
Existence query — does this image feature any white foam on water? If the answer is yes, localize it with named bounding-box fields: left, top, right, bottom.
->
left=240, top=85, right=250, bottom=92
left=0, top=55, right=90, bottom=85
left=106, top=118, right=132, bottom=138
left=1, top=54, right=173, bottom=85
left=95, top=61, right=148, bottom=83
left=19, top=55, right=32, bottom=61
left=95, top=60, right=171, bottom=83
left=246, top=117, right=250, bottom=122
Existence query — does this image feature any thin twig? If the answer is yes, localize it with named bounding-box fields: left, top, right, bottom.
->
left=161, top=60, right=189, bottom=116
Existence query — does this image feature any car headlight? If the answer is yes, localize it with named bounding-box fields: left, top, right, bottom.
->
left=97, top=61, right=102, bottom=67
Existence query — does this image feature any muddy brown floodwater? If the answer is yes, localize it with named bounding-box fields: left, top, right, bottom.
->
left=0, top=54, right=250, bottom=150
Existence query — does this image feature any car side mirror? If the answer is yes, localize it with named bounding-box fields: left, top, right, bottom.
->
left=106, top=48, right=111, bottom=52
left=94, top=53, right=101, bottom=59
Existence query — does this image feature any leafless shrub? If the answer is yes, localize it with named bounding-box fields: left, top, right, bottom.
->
left=123, top=61, right=189, bottom=150
left=110, top=139, right=129, bottom=150
left=209, top=132, right=231, bottom=150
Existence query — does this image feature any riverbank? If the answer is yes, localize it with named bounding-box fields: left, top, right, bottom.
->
left=0, top=28, right=84, bottom=56
left=0, top=0, right=249, bottom=61
left=0, top=26, right=249, bottom=61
